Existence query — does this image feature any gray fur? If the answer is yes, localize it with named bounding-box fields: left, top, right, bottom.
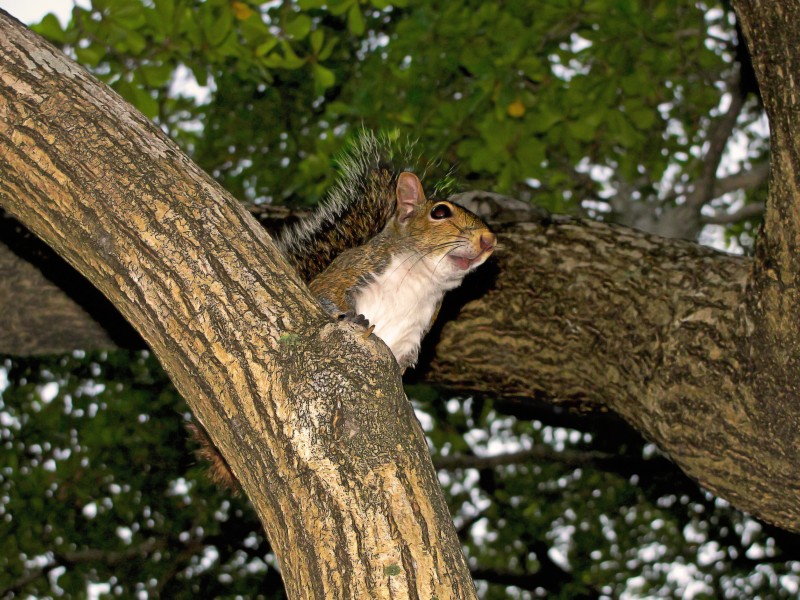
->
left=275, top=131, right=400, bottom=282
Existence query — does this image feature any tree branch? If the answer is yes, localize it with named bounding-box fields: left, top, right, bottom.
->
left=3, top=4, right=800, bottom=534
left=712, top=161, right=770, bottom=197
left=0, top=209, right=142, bottom=353
left=420, top=215, right=800, bottom=530
left=685, top=72, right=746, bottom=211
left=700, top=201, right=765, bottom=225
left=646, top=73, right=752, bottom=239
left=732, top=1, right=800, bottom=536
left=0, top=539, right=165, bottom=599
left=433, top=447, right=617, bottom=471
left=0, top=12, right=477, bottom=598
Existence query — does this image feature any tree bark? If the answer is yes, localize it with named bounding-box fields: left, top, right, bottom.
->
left=734, top=0, right=800, bottom=528
left=0, top=11, right=477, bottom=599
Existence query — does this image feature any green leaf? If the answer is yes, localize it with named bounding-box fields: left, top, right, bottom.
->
left=284, top=14, right=312, bottom=40
left=517, top=137, right=546, bottom=167
left=518, top=56, right=546, bottom=80
left=310, top=29, right=325, bottom=55
left=154, top=0, right=175, bottom=23
left=313, top=63, right=336, bottom=92
left=328, top=0, right=354, bottom=17
left=279, top=42, right=307, bottom=70
left=31, top=13, right=66, bottom=44
left=528, top=107, right=563, bottom=134
left=140, top=63, right=174, bottom=88
left=112, top=25, right=147, bottom=54
left=347, top=4, right=365, bottom=36
left=202, top=4, right=233, bottom=47
left=189, top=64, right=208, bottom=87
left=326, top=101, right=354, bottom=116
left=318, top=37, right=338, bottom=61
left=628, top=107, right=656, bottom=130
left=458, top=139, right=501, bottom=172
left=74, top=44, right=106, bottom=67
left=566, top=117, right=598, bottom=142
left=109, top=1, right=147, bottom=29
left=261, top=54, right=286, bottom=68
left=255, top=36, right=279, bottom=56
left=498, top=162, right=516, bottom=191
left=607, top=111, right=641, bottom=147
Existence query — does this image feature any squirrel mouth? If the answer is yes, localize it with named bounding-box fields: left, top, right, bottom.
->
left=449, top=249, right=490, bottom=271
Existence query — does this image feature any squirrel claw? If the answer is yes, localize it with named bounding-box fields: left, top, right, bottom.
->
left=339, top=311, right=374, bottom=338
left=340, top=311, right=371, bottom=328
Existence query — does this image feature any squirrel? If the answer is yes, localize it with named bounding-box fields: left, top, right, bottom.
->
left=190, top=131, right=496, bottom=489
left=309, top=170, right=496, bottom=369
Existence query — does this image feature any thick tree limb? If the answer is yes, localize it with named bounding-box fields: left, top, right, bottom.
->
left=0, top=210, right=141, bottom=352
left=3, top=184, right=800, bottom=531
left=0, top=12, right=476, bottom=599
left=422, top=215, right=800, bottom=530
left=3, top=184, right=800, bottom=530
left=733, top=0, right=800, bottom=528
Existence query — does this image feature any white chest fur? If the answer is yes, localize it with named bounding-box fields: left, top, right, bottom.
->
left=353, top=253, right=460, bottom=369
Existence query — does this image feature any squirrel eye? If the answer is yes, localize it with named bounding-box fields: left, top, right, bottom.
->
left=430, top=203, right=452, bottom=220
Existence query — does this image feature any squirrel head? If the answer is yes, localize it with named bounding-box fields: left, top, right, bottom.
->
left=392, top=172, right=497, bottom=279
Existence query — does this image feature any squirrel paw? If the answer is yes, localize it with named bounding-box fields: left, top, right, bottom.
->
left=339, top=310, right=369, bottom=327
left=338, top=311, right=375, bottom=338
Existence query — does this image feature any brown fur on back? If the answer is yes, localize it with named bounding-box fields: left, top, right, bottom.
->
left=187, top=422, right=240, bottom=493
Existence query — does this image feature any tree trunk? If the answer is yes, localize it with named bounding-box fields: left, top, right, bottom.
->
left=0, top=11, right=477, bottom=599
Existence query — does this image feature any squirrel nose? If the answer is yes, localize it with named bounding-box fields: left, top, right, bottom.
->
left=480, top=232, right=497, bottom=252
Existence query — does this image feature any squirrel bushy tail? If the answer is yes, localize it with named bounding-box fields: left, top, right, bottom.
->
left=276, top=130, right=428, bottom=283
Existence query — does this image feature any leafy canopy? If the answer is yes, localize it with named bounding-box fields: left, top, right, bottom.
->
left=33, top=0, right=765, bottom=243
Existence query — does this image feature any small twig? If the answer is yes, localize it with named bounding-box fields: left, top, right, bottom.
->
left=1, top=538, right=165, bottom=599
left=701, top=202, right=765, bottom=225
left=433, top=446, right=618, bottom=471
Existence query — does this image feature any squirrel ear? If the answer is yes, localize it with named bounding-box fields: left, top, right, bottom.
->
left=395, top=172, right=426, bottom=221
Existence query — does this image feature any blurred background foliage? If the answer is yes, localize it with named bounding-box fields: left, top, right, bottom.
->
left=3, top=355, right=799, bottom=598
left=2, top=0, right=794, bottom=598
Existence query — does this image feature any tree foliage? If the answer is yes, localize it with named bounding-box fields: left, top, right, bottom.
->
left=31, top=0, right=767, bottom=238
left=2, top=0, right=796, bottom=598
left=1, top=353, right=279, bottom=597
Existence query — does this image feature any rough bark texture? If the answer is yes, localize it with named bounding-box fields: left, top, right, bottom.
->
left=0, top=12, right=477, bottom=599
left=735, top=0, right=800, bottom=527
left=424, top=218, right=794, bottom=526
